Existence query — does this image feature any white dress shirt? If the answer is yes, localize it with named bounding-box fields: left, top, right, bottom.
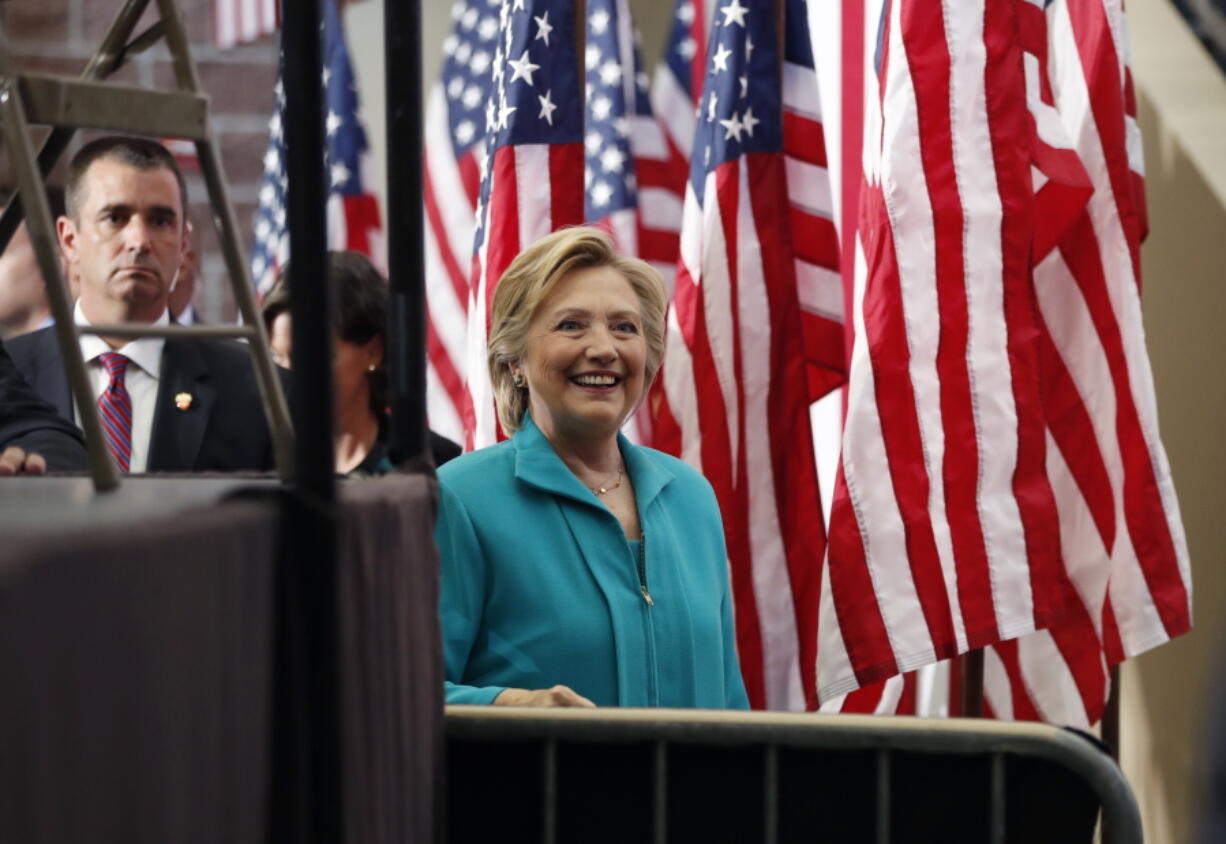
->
left=74, top=301, right=167, bottom=473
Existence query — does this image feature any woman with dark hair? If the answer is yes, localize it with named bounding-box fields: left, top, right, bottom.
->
left=262, top=251, right=460, bottom=475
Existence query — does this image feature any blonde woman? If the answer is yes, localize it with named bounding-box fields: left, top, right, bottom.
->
left=436, top=227, right=748, bottom=709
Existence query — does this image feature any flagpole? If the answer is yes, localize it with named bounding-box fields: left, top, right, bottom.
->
left=1102, top=666, right=1121, bottom=755
left=959, top=650, right=985, bottom=718
left=385, top=0, right=427, bottom=465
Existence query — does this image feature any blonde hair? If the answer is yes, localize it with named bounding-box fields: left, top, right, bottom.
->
left=488, top=226, right=669, bottom=434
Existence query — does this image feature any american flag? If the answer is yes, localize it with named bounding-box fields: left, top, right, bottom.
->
left=581, top=0, right=686, bottom=445
left=461, top=0, right=585, bottom=449
left=817, top=0, right=1078, bottom=702
left=582, top=0, right=684, bottom=284
left=780, top=0, right=845, bottom=402
left=423, top=2, right=502, bottom=445
left=643, top=0, right=706, bottom=458
left=655, top=0, right=828, bottom=710
left=250, top=0, right=383, bottom=296
left=981, top=0, right=1191, bottom=728
left=213, top=0, right=279, bottom=51
left=809, top=0, right=1191, bottom=716
left=814, top=0, right=1093, bottom=716
left=650, top=0, right=707, bottom=167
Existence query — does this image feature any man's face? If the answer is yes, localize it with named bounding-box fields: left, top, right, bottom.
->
left=59, top=157, right=187, bottom=324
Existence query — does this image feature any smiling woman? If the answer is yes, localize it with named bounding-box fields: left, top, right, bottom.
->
left=436, top=227, right=749, bottom=710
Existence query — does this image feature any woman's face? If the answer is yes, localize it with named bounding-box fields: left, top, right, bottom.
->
left=269, top=311, right=293, bottom=369
left=333, top=334, right=383, bottom=417
left=266, top=310, right=383, bottom=418
left=516, top=265, right=648, bottom=442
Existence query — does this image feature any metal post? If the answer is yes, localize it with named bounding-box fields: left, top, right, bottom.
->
left=1101, top=665, right=1122, bottom=844
left=155, top=0, right=294, bottom=481
left=542, top=739, right=558, bottom=844
left=0, top=71, right=119, bottom=491
left=653, top=741, right=669, bottom=844
left=875, top=748, right=891, bottom=844
left=989, top=752, right=1006, bottom=843
left=0, top=0, right=153, bottom=252
left=384, top=0, right=427, bottom=464
left=1102, top=665, right=1121, bottom=758
left=280, top=4, right=340, bottom=843
left=284, top=4, right=335, bottom=500
left=763, top=744, right=779, bottom=844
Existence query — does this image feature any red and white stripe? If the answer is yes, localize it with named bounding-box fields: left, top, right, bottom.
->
left=655, top=0, right=833, bottom=704
left=662, top=154, right=828, bottom=711
left=214, top=0, right=279, bottom=50
left=782, top=30, right=845, bottom=402
left=626, top=112, right=686, bottom=285
left=586, top=0, right=688, bottom=448
left=424, top=85, right=483, bottom=445
left=649, top=1, right=706, bottom=167
left=817, top=0, right=1074, bottom=702
left=462, top=143, right=585, bottom=450
left=597, top=0, right=687, bottom=288
left=982, top=0, right=1191, bottom=728
left=645, top=0, right=708, bottom=458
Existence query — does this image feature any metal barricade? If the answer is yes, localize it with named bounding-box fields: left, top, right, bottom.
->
left=446, top=707, right=1142, bottom=843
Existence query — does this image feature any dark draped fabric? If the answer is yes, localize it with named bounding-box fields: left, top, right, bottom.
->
left=337, top=473, right=443, bottom=844
left=0, top=473, right=441, bottom=844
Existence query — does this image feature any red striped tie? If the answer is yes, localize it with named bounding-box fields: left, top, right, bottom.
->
left=96, top=352, right=133, bottom=472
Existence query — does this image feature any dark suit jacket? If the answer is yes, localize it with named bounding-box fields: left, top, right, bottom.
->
left=0, top=338, right=88, bottom=471
left=6, top=326, right=278, bottom=473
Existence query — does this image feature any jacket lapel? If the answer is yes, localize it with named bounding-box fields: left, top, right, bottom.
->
left=511, top=416, right=602, bottom=507
left=148, top=339, right=215, bottom=471
left=618, top=431, right=673, bottom=516
left=34, top=328, right=74, bottom=419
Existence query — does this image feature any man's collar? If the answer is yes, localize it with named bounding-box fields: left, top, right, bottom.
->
left=75, top=300, right=168, bottom=378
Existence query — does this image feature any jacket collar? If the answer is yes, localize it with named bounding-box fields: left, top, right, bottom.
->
left=74, top=300, right=168, bottom=379
left=512, top=413, right=674, bottom=514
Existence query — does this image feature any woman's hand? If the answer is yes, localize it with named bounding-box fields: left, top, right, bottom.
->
left=493, top=685, right=596, bottom=707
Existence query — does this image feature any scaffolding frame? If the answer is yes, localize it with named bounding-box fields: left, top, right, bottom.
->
left=0, top=0, right=294, bottom=490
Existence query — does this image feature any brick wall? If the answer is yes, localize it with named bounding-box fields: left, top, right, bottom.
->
left=0, top=0, right=278, bottom=323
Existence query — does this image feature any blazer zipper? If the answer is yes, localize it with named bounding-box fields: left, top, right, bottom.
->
left=637, top=533, right=654, bottom=606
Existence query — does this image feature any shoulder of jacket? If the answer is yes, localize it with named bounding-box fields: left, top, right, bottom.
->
left=437, top=439, right=515, bottom=491
left=3, top=326, right=53, bottom=363
left=633, top=445, right=711, bottom=490
left=175, top=336, right=251, bottom=366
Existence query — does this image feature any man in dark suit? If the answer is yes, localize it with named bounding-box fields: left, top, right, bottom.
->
left=0, top=338, right=87, bottom=473
left=6, top=136, right=276, bottom=473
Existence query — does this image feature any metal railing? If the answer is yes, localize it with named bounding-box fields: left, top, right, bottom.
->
left=446, top=707, right=1142, bottom=843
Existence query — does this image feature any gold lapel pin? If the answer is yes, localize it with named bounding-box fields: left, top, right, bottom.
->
left=174, top=392, right=193, bottom=411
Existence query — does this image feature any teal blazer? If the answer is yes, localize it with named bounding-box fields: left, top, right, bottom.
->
left=436, top=415, right=750, bottom=709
